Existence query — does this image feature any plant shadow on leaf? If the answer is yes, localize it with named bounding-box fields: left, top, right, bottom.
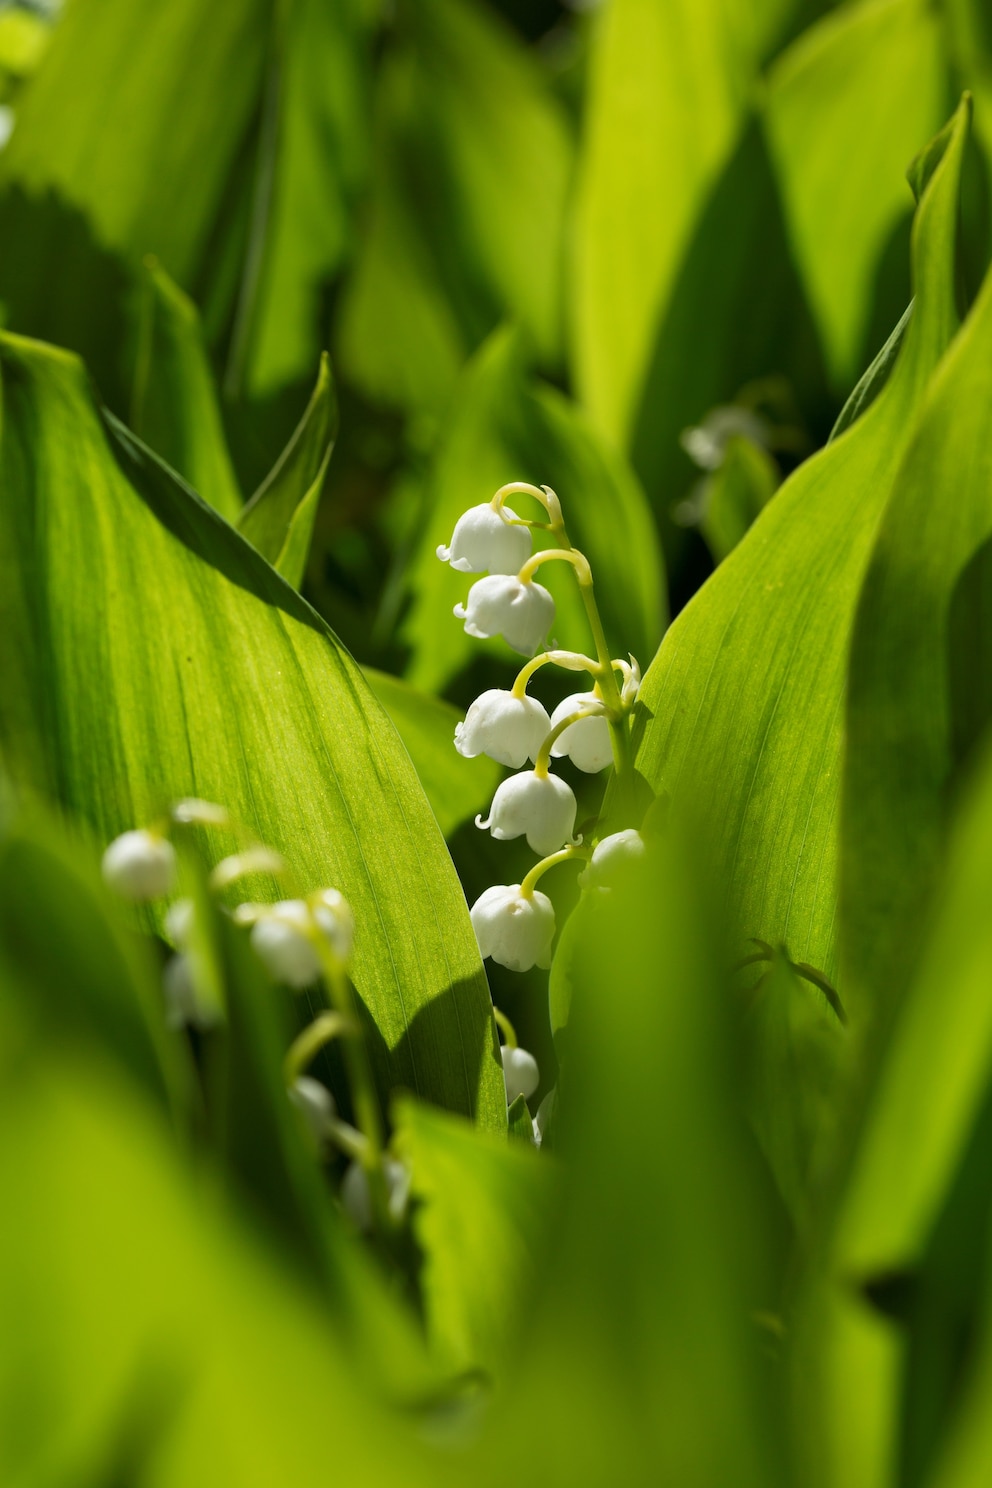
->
left=0, top=186, right=133, bottom=409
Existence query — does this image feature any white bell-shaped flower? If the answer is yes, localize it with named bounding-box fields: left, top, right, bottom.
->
left=455, top=689, right=552, bottom=768
left=470, top=884, right=556, bottom=972
left=477, top=769, right=578, bottom=856
left=311, top=887, right=355, bottom=961
left=341, top=1157, right=411, bottom=1232
left=455, top=575, right=555, bottom=657
left=502, top=1045, right=540, bottom=1105
left=549, top=692, right=613, bottom=773
left=102, top=829, right=176, bottom=901
left=289, top=1076, right=337, bottom=1142
left=578, top=828, right=647, bottom=890
left=436, top=502, right=532, bottom=574
left=249, top=900, right=322, bottom=988
left=162, top=953, right=218, bottom=1031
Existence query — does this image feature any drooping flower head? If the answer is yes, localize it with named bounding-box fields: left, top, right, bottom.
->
left=455, top=689, right=552, bottom=769
left=477, top=769, right=579, bottom=857
left=578, top=828, right=647, bottom=891
left=437, top=503, right=532, bottom=574
left=501, top=1045, right=540, bottom=1105
left=470, top=884, right=556, bottom=972
left=549, top=692, right=613, bottom=773
left=102, top=829, right=176, bottom=901
left=455, top=575, right=555, bottom=657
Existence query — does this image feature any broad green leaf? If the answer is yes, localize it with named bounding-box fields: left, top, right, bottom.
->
left=237, top=352, right=336, bottom=589
left=571, top=0, right=755, bottom=444
left=0, top=801, right=190, bottom=1127
left=337, top=0, right=571, bottom=415
left=631, top=101, right=969, bottom=997
left=394, top=1096, right=549, bottom=1375
left=842, top=163, right=992, bottom=1008
left=0, top=0, right=270, bottom=404
left=0, top=1035, right=440, bottom=1486
left=403, top=327, right=666, bottom=695
left=363, top=668, right=501, bottom=840
left=630, top=117, right=826, bottom=545
left=470, top=835, right=783, bottom=1486
left=240, top=0, right=370, bottom=401
left=131, top=259, right=243, bottom=522
left=763, top=0, right=947, bottom=387
left=838, top=741, right=992, bottom=1277
left=698, top=435, right=780, bottom=563
left=0, top=330, right=505, bottom=1129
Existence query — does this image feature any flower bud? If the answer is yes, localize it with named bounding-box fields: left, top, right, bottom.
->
left=549, top=692, right=613, bottom=773
left=578, top=829, right=647, bottom=890
left=102, top=829, right=176, bottom=901
left=341, top=1157, right=411, bottom=1232
left=477, top=770, right=578, bottom=856
left=311, top=887, right=355, bottom=961
left=289, top=1076, right=337, bottom=1142
left=249, top=900, right=321, bottom=988
left=455, top=689, right=552, bottom=768
left=436, top=503, right=532, bottom=574
left=454, top=575, right=555, bottom=657
left=501, top=1045, right=539, bottom=1105
left=470, top=884, right=555, bottom=972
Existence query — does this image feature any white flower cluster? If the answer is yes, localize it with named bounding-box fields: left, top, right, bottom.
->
left=101, top=808, right=355, bottom=1026
left=439, top=492, right=645, bottom=979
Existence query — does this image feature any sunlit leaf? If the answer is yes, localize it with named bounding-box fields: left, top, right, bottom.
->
left=631, top=101, right=969, bottom=996
left=0, top=330, right=505, bottom=1129
left=763, top=0, right=946, bottom=386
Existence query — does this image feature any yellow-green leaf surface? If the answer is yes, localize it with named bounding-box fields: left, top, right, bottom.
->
left=130, top=259, right=243, bottom=521
left=364, top=669, right=500, bottom=840
left=842, top=187, right=992, bottom=1006
left=0, top=0, right=269, bottom=327
left=631, top=102, right=969, bottom=997
left=0, top=331, right=504, bottom=1129
left=394, top=1096, right=549, bottom=1374
left=571, top=0, right=754, bottom=444
left=237, top=352, right=336, bottom=589
left=763, top=0, right=947, bottom=387
left=403, top=328, right=665, bottom=695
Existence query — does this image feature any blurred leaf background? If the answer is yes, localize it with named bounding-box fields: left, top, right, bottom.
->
left=4, top=0, right=992, bottom=1484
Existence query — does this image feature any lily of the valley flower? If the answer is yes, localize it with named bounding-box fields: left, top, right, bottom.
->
left=455, top=574, right=555, bottom=657
left=470, top=884, right=556, bottom=972
left=437, top=502, right=532, bottom=574
left=162, top=953, right=218, bottom=1031
left=477, top=769, right=578, bottom=856
left=289, top=1076, right=337, bottom=1142
left=455, top=688, right=552, bottom=768
left=502, top=1045, right=540, bottom=1105
left=246, top=891, right=353, bottom=988
left=579, top=828, right=647, bottom=890
left=341, top=1158, right=411, bottom=1232
left=549, top=692, right=613, bottom=773
left=102, top=829, right=176, bottom=901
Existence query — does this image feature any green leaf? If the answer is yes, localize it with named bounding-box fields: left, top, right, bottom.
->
left=0, top=330, right=505, bottom=1130
left=394, top=1096, right=548, bottom=1375
left=630, top=117, right=826, bottom=540
left=474, top=834, right=783, bottom=1485
left=829, top=301, right=913, bottom=442
left=698, top=435, right=780, bottom=563
left=0, top=0, right=271, bottom=404
left=363, top=668, right=501, bottom=841
left=0, top=800, right=191, bottom=1127
left=237, top=352, right=336, bottom=589
left=130, top=259, right=243, bottom=522
left=571, top=0, right=756, bottom=443
left=631, top=100, right=970, bottom=996
left=842, top=135, right=992, bottom=1007
left=403, top=326, right=666, bottom=695
left=763, top=0, right=947, bottom=387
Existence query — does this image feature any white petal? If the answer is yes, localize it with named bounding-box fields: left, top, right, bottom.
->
left=102, top=830, right=176, bottom=901
left=470, top=884, right=556, bottom=972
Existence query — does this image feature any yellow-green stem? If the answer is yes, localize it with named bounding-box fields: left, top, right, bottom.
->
left=534, top=706, right=611, bottom=777
left=283, top=1010, right=353, bottom=1085
left=521, top=845, right=590, bottom=898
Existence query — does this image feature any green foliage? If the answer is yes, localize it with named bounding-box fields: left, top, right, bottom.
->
left=5, top=1, right=992, bottom=1483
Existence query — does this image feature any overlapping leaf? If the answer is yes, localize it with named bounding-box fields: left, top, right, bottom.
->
left=0, top=330, right=504, bottom=1128
left=631, top=102, right=969, bottom=997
